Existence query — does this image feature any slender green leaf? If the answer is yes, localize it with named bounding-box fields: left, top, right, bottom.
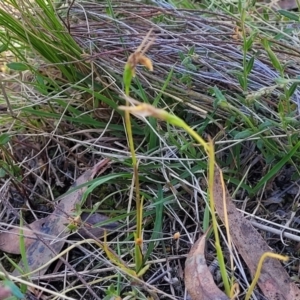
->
left=123, top=64, right=133, bottom=95
left=81, top=173, right=133, bottom=204
left=238, top=75, right=246, bottom=90
left=21, top=107, right=143, bottom=135
left=278, top=10, right=299, bottom=21
left=263, top=10, right=269, bottom=21
left=287, top=83, right=298, bottom=98
left=252, top=141, right=300, bottom=194
left=0, top=133, right=10, bottom=145
left=144, top=187, right=164, bottom=262
left=188, top=45, right=195, bottom=55
left=234, top=129, right=253, bottom=139
left=0, top=168, right=6, bottom=177
left=245, top=33, right=257, bottom=51
left=178, top=51, right=185, bottom=61
left=182, top=56, right=191, bottom=66
left=238, top=0, right=242, bottom=13
left=261, top=39, right=282, bottom=72
left=0, top=42, right=8, bottom=53
left=213, top=86, right=227, bottom=108
left=6, top=62, right=28, bottom=71
left=246, top=56, right=255, bottom=75
left=203, top=203, right=210, bottom=232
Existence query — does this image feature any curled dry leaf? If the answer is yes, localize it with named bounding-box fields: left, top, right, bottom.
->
left=185, top=231, right=229, bottom=300
left=213, top=166, right=300, bottom=300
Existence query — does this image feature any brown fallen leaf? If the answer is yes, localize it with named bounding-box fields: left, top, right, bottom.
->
left=185, top=231, right=229, bottom=300
left=0, top=212, right=119, bottom=254
left=0, top=218, right=47, bottom=255
left=213, top=166, right=300, bottom=300
left=3, top=159, right=111, bottom=277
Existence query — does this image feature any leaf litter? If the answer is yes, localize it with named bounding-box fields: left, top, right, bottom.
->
left=0, top=212, right=118, bottom=255
left=0, top=159, right=120, bottom=277
left=184, top=166, right=300, bottom=300
left=185, top=230, right=229, bottom=300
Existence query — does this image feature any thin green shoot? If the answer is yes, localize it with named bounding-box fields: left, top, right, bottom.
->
left=122, top=28, right=154, bottom=273
left=118, top=100, right=231, bottom=296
